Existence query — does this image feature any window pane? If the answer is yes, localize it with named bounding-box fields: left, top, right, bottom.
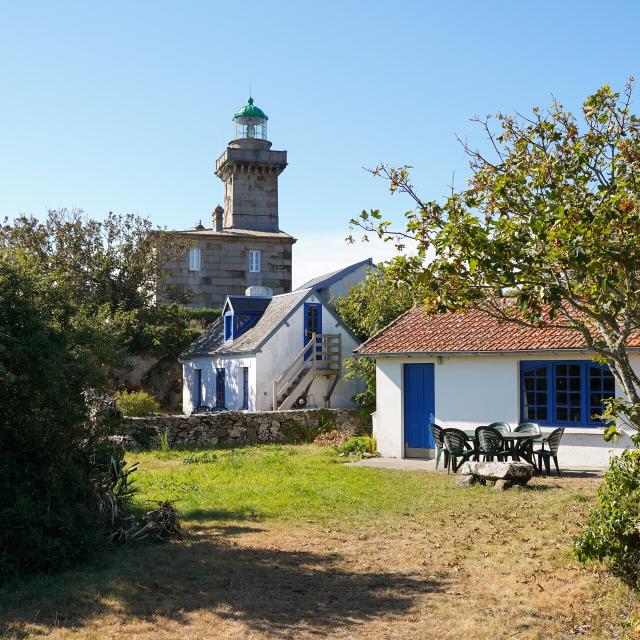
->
left=522, top=365, right=548, bottom=422
left=589, top=365, right=615, bottom=422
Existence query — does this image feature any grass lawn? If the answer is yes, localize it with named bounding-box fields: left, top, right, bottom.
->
left=1, top=445, right=639, bottom=639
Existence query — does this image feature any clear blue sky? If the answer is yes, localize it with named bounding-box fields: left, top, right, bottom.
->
left=1, top=1, right=638, bottom=285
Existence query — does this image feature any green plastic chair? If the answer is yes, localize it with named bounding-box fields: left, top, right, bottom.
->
left=515, top=422, right=541, bottom=435
left=428, top=423, right=448, bottom=470
left=533, top=427, right=565, bottom=476
left=488, top=421, right=511, bottom=433
left=442, top=428, right=475, bottom=473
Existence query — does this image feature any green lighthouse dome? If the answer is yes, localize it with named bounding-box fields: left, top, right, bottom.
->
left=233, top=97, right=268, bottom=122
left=232, top=96, right=269, bottom=140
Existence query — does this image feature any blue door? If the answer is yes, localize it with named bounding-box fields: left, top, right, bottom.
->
left=403, top=363, right=435, bottom=456
left=303, top=303, right=322, bottom=360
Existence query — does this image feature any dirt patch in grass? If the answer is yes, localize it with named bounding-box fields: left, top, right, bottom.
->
left=1, top=451, right=639, bottom=639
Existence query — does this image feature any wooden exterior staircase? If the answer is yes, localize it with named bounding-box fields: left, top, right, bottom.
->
left=272, top=333, right=341, bottom=410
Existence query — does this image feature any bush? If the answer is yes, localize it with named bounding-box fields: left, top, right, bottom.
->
left=336, top=436, right=377, bottom=455
left=183, top=451, right=218, bottom=464
left=575, top=449, right=640, bottom=586
left=116, top=391, right=161, bottom=417
left=0, top=264, right=103, bottom=581
left=280, top=420, right=319, bottom=444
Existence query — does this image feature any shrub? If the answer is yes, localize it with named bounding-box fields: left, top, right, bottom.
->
left=314, top=408, right=335, bottom=434
left=183, top=451, right=218, bottom=464
left=336, top=436, right=377, bottom=455
left=575, top=449, right=640, bottom=586
left=0, top=264, right=103, bottom=581
left=280, top=420, right=319, bottom=444
left=116, top=391, right=160, bottom=417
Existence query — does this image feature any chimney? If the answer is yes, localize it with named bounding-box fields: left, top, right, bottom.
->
left=245, top=286, right=273, bottom=298
left=213, top=205, right=224, bottom=232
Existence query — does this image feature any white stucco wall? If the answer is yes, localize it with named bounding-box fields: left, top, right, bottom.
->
left=255, top=293, right=363, bottom=410
left=323, top=262, right=373, bottom=302
left=374, top=352, right=637, bottom=468
left=182, top=355, right=256, bottom=414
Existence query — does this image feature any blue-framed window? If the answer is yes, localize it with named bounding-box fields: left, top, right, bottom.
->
left=242, top=367, right=249, bottom=410
left=224, top=313, right=233, bottom=341
left=223, top=312, right=260, bottom=342
left=215, top=368, right=225, bottom=408
left=520, top=360, right=615, bottom=427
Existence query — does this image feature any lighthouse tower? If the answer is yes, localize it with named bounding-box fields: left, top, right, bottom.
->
left=214, top=97, right=288, bottom=232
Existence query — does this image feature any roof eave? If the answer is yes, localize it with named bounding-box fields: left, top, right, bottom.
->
left=354, top=347, right=640, bottom=357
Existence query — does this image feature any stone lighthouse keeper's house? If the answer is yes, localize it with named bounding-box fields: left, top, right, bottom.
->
left=163, top=98, right=296, bottom=307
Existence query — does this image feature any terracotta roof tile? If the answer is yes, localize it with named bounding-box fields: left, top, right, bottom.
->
left=356, top=306, right=640, bottom=355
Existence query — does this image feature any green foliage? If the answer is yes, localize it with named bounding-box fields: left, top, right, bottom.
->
left=0, top=209, right=199, bottom=367
left=115, top=391, right=161, bottom=417
left=280, top=420, right=321, bottom=444
left=332, top=263, right=420, bottom=343
left=314, top=408, right=335, bottom=433
left=350, top=81, right=640, bottom=430
left=159, top=431, right=170, bottom=452
left=336, top=436, right=377, bottom=455
left=575, top=450, right=640, bottom=586
left=183, top=451, right=219, bottom=464
left=0, top=263, right=103, bottom=581
left=343, top=357, right=377, bottom=413
left=183, top=307, right=223, bottom=327
left=332, top=264, right=420, bottom=411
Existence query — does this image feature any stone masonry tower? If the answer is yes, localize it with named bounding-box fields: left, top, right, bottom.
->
left=163, top=97, right=295, bottom=308
left=214, top=97, right=288, bottom=231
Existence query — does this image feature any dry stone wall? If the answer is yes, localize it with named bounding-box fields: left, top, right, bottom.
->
left=121, top=408, right=365, bottom=449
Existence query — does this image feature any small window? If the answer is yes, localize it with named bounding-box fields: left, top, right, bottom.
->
left=224, top=313, right=233, bottom=341
left=248, top=250, right=261, bottom=273
left=188, top=247, right=201, bottom=271
left=215, top=368, right=225, bottom=408
left=242, top=367, right=249, bottom=410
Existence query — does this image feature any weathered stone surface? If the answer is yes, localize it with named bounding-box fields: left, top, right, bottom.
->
left=458, top=461, right=533, bottom=484
left=493, top=479, right=513, bottom=491
left=456, top=474, right=480, bottom=487
left=120, top=408, right=365, bottom=450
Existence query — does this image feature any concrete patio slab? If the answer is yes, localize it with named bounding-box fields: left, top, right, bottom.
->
left=346, top=457, right=607, bottom=477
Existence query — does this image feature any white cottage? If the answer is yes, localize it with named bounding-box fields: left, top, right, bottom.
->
left=356, top=306, right=638, bottom=468
left=180, top=287, right=363, bottom=414
left=295, top=258, right=373, bottom=303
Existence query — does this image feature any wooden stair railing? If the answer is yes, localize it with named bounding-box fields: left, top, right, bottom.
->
left=272, top=333, right=342, bottom=410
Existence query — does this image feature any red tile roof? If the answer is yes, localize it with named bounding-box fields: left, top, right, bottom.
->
left=355, top=306, right=640, bottom=355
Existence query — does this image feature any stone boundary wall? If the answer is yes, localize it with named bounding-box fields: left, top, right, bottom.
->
left=121, top=408, right=367, bottom=449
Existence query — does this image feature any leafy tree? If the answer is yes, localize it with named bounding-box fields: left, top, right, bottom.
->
left=350, top=80, right=640, bottom=433
left=0, top=262, right=102, bottom=579
left=332, top=263, right=423, bottom=411
left=0, top=209, right=200, bottom=372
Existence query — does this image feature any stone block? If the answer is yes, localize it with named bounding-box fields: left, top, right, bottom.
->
left=458, top=461, right=533, bottom=487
